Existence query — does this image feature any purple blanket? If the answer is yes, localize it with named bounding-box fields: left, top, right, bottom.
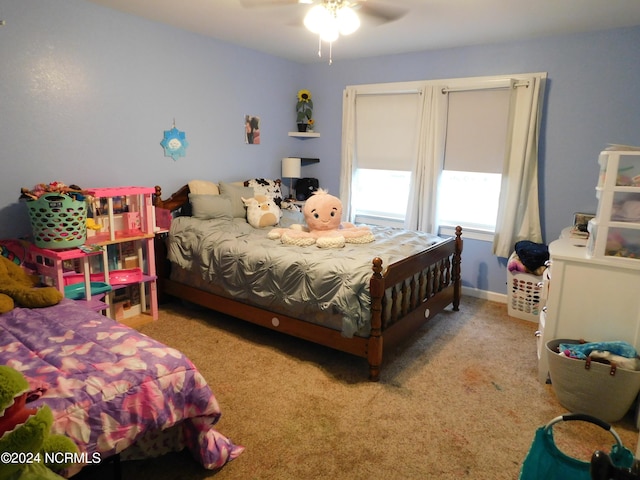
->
left=0, top=299, right=243, bottom=475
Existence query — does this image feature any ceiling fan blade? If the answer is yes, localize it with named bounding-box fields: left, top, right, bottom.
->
left=354, top=1, right=408, bottom=24
left=239, top=0, right=305, bottom=8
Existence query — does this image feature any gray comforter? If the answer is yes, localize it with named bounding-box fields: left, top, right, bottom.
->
left=168, top=217, right=442, bottom=337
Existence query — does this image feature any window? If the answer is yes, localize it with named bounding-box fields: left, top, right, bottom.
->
left=352, top=169, right=411, bottom=223
left=342, top=73, right=545, bottom=249
left=437, top=87, right=511, bottom=236
left=350, top=89, right=420, bottom=225
left=437, top=171, right=501, bottom=231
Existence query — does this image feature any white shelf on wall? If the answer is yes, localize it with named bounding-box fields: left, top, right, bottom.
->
left=288, top=132, right=320, bottom=138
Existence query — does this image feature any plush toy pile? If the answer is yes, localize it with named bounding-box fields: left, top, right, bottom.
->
left=0, top=256, right=62, bottom=314
left=0, top=366, right=79, bottom=480
left=268, top=189, right=374, bottom=248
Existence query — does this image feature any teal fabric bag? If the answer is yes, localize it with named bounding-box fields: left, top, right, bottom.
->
left=519, top=414, right=634, bottom=480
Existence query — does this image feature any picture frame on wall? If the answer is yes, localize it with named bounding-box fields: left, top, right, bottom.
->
left=573, top=212, right=594, bottom=232
left=245, top=115, right=261, bottom=145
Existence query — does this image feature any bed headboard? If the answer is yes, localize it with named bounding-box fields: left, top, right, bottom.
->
left=153, top=179, right=284, bottom=214
left=154, top=185, right=190, bottom=213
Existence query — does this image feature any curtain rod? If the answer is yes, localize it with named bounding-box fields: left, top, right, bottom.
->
left=441, top=80, right=529, bottom=94
left=350, top=89, right=422, bottom=98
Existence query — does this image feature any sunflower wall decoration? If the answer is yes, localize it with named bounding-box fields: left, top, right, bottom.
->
left=160, top=121, right=188, bottom=161
left=296, top=89, right=313, bottom=132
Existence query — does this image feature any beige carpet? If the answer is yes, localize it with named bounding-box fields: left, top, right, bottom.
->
left=74, top=297, right=638, bottom=479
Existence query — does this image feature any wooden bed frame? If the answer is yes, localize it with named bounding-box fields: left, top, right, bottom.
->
left=153, top=185, right=462, bottom=381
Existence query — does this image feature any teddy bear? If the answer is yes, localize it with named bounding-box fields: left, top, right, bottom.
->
left=242, top=195, right=281, bottom=229
left=0, top=365, right=79, bottom=480
left=268, top=189, right=374, bottom=248
left=0, top=256, right=63, bottom=314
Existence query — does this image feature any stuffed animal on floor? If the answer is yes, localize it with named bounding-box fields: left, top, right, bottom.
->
left=0, top=365, right=79, bottom=480
left=242, top=195, right=281, bottom=229
left=0, top=256, right=63, bottom=314
left=268, top=189, right=374, bottom=248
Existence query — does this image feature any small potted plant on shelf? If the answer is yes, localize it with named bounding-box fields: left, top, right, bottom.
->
left=296, top=89, right=313, bottom=132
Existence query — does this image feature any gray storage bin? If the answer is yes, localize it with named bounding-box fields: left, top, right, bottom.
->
left=546, top=338, right=640, bottom=422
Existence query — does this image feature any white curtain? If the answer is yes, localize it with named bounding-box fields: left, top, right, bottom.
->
left=405, top=86, right=448, bottom=232
left=492, top=77, right=545, bottom=257
left=340, top=87, right=357, bottom=222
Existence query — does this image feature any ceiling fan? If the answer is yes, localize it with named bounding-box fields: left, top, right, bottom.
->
left=239, top=0, right=407, bottom=63
left=238, top=0, right=407, bottom=27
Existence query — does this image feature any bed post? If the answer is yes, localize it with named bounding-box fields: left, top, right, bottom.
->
left=368, top=257, right=385, bottom=381
left=154, top=185, right=163, bottom=207
left=453, top=226, right=463, bottom=311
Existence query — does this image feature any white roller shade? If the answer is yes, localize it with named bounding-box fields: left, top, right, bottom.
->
left=443, top=88, right=511, bottom=174
left=355, top=92, right=420, bottom=171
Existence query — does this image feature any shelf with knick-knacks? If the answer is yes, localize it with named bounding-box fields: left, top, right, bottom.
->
left=288, top=131, right=320, bottom=138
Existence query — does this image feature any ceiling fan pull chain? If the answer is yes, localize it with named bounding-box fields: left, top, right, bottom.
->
left=329, top=41, right=333, bottom=65
left=317, top=34, right=323, bottom=58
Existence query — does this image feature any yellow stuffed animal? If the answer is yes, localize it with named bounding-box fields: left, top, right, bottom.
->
left=0, top=256, right=63, bottom=314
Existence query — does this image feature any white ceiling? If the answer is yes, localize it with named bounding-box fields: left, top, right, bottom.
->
left=83, top=0, right=640, bottom=63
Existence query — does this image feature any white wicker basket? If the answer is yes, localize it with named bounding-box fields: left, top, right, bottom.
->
left=507, top=269, right=543, bottom=322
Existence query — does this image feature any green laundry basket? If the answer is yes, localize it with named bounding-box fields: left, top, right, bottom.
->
left=27, top=194, right=87, bottom=249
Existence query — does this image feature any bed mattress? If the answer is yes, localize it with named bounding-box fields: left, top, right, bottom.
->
left=167, top=217, right=443, bottom=337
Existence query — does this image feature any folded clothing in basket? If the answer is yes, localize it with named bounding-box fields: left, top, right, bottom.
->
left=515, top=240, right=549, bottom=273
left=559, top=341, right=640, bottom=370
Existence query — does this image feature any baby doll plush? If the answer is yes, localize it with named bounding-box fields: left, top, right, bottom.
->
left=268, top=189, right=374, bottom=248
left=0, top=256, right=63, bottom=314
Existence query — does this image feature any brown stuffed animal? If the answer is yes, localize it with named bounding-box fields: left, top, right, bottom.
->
left=0, top=256, right=63, bottom=314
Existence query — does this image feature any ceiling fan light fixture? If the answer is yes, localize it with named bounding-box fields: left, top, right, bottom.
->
left=303, top=5, right=330, bottom=34
left=304, top=2, right=360, bottom=39
left=304, top=1, right=361, bottom=64
left=320, top=18, right=339, bottom=42
left=336, top=6, right=360, bottom=35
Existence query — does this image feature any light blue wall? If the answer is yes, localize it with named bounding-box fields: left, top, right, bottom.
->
left=2, top=0, right=640, bottom=296
left=0, top=0, right=310, bottom=236
left=300, top=27, right=640, bottom=295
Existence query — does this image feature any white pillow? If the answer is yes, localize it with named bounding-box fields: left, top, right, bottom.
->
left=188, top=180, right=219, bottom=195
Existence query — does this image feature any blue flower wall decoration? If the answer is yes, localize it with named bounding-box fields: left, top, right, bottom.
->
left=161, top=125, right=188, bottom=161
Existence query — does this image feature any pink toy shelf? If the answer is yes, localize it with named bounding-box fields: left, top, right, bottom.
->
left=63, top=268, right=146, bottom=286
left=27, top=244, right=108, bottom=312
left=28, top=186, right=159, bottom=321
left=87, top=186, right=156, bottom=243
left=85, top=186, right=158, bottom=321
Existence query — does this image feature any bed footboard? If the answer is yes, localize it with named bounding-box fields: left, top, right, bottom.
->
left=367, top=226, right=462, bottom=381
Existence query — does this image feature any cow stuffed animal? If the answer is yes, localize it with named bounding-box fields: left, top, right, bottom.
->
left=242, top=195, right=281, bottom=229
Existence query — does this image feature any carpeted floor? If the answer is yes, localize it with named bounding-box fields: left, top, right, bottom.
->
left=73, top=296, right=639, bottom=479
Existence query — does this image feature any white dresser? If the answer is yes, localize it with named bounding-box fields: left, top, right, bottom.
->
left=537, top=234, right=640, bottom=384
